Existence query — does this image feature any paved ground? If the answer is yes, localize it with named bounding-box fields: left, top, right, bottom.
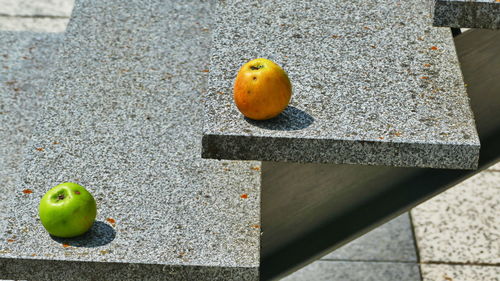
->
left=286, top=165, right=500, bottom=281
left=1, top=1, right=499, bottom=280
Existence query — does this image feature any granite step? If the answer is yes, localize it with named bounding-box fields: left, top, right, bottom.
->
left=0, top=31, right=63, bottom=244
left=0, top=1, right=260, bottom=280
left=201, top=1, right=490, bottom=280
left=202, top=0, right=480, bottom=170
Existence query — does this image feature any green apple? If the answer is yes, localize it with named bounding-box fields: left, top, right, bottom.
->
left=38, top=182, right=97, bottom=238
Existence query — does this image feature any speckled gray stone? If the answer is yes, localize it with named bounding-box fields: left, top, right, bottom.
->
left=1, top=258, right=258, bottom=281
left=0, top=0, right=74, bottom=17
left=323, top=213, right=417, bottom=262
left=420, top=264, right=500, bottom=281
left=0, top=31, right=62, bottom=239
left=202, top=0, right=480, bottom=169
left=433, top=0, right=500, bottom=29
left=281, top=261, right=421, bottom=281
left=411, top=171, right=500, bottom=264
left=0, top=0, right=260, bottom=280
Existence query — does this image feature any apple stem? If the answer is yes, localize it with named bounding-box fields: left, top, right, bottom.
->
left=58, top=194, right=65, bottom=201
left=250, top=65, right=264, bottom=70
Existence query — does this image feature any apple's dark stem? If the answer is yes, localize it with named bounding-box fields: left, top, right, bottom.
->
left=250, top=65, right=263, bottom=70
left=58, top=194, right=65, bottom=201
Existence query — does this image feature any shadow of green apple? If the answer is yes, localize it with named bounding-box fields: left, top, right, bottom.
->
left=50, top=221, right=116, bottom=247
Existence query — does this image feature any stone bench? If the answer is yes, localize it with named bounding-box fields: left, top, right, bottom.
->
left=0, top=1, right=260, bottom=280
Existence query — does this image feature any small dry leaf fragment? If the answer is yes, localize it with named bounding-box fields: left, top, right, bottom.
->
left=430, top=46, right=438, bottom=50
left=62, top=243, right=70, bottom=248
left=7, top=239, right=15, bottom=243
left=106, top=218, right=116, bottom=224
left=22, top=189, right=33, bottom=194
left=240, top=194, right=248, bottom=199
left=52, top=141, right=59, bottom=145
left=423, top=63, right=431, bottom=67
left=202, top=69, right=209, bottom=73
left=331, top=35, right=340, bottom=39
left=35, top=147, right=44, bottom=151
left=251, top=224, right=260, bottom=229
left=394, top=132, right=402, bottom=137
left=420, top=76, right=429, bottom=80
left=250, top=166, right=260, bottom=171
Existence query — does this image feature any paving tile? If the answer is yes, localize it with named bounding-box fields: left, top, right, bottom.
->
left=281, top=261, right=420, bottom=281
left=421, top=264, right=500, bottom=281
left=488, top=161, right=500, bottom=171
left=411, top=172, right=500, bottom=263
left=323, top=213, right=417, bottom=262
left=0, top=0, right=74, bottom=17
left=0, top=17, right=69, bottom=32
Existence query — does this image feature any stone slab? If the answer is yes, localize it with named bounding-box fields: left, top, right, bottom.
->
left=0, top=0, right=74, bottom=17
left=0, top=0, right=261, bottom=279
left=281, top=261, right=421, bottom=281
left=0, top=30, right=63, bottom=238
left=420, top=264, right=500, bottom=281
left=202, top=0, right=480, bottom=169
left=323, top=213, right=417, bottom=262
left=411, top=171, right=500, bottom=263
left=433, top=0, right=500, bottom=29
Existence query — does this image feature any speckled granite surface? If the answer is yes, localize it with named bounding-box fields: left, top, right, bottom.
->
left=433, top=0, right=500, bottom=29
left=420, top=264, right=500, bottom=281
left=0, top=0, right=260, bottom=279
left=203, top=0, right=480, bottom=169
left=411, top=171, right=500, bottom=264
left=0, top=31, right=62, bottom=240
